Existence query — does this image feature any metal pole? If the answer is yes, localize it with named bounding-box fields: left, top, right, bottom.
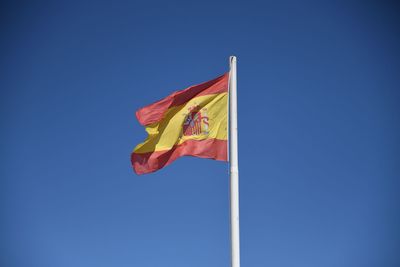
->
left=229, top=56, right=240, bottom=267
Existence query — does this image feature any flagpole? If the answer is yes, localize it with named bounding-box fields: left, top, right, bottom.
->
left=229, top=56, right=240, bottom=267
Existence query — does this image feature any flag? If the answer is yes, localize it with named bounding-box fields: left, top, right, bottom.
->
left=131, top=73, right=229, bottom=174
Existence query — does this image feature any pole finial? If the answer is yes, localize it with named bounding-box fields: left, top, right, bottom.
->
left=229, top=56, right=237, bottom=69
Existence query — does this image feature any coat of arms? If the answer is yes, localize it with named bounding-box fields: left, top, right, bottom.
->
left=181, top=105, right=209, bottom=137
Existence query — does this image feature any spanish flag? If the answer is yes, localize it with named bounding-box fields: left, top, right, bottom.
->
left=131, top=73, right=229, bottom=174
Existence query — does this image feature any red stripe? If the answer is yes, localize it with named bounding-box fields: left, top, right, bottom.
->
left=136, top=73, right=228, bottom=126
left=131, top=139, right=227, bottom=175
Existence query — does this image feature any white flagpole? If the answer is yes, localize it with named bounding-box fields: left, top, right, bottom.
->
left=229, top=56, right=240, bottom=267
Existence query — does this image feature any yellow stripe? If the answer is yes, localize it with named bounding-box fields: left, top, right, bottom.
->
left=134, top=92, right=227, bottom=153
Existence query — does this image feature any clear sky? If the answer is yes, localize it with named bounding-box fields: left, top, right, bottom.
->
left=1, top=1, right=400, bottom=266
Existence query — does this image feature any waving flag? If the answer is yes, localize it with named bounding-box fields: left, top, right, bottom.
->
left=131, top=73, right=229, bottom=174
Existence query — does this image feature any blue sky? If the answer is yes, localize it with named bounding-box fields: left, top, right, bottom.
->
left=1, top=1, right=400, bottom=266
